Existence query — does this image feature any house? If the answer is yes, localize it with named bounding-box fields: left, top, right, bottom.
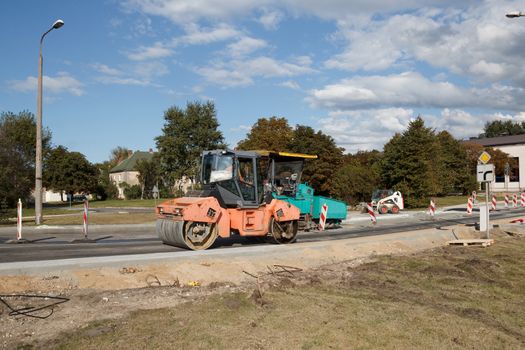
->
left=468, top=134, right=524, bottom=192
left=110, top=150, right=155, bottom=199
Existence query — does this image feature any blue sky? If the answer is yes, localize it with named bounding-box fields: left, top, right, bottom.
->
left=2, top=0, right=525, bottom=163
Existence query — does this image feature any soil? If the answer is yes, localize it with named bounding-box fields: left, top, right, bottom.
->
left=1, top=225, right=523, bottom=349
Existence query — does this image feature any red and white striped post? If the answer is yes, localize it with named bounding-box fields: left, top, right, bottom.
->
left=513, top=193, right=518, bottom=208
left=319, top=203, right=328, bottom=231
left=466, top=197, right=473, bottom=215
left=367, top=203, right=377, bottom=224
left=521, top=192, right=525, bottom=207
left=491, top=194, right=497, bottom=211
left=504, top=194, right=509, bottom=209
left=428, top=199, right=436, bottom=217
left=16, top=198, right=22, bottom=240
left=82, top=199, right=89, bottom=238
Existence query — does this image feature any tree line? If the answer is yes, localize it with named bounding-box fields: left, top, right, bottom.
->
left=1, top=104, right=516, bottom=216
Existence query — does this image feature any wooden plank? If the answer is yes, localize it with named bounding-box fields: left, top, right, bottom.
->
left=447, top=239, right=494, bottom=247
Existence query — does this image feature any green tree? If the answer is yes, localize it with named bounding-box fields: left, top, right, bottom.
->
left=109, top=146, right=131, bottom=168
left=43, top=146, right=98, bottom=199
left=0, top=111, right=51, bottom=207
left=93, top=161, right=119, bottom=200
left=380, top=117, right=439, bottom=207
left=288, top=125, right=344, bottom=196
left=331, top=151, right=382, bottom=204
left=155, top=101, right=225, bottom=185
left=436, top=131, right=475, bottom=195
left=481, top=120, right=525, bottom=138
left=135, top=158, right=160, bottom=199
left=237, top=117, right=293, bottom=151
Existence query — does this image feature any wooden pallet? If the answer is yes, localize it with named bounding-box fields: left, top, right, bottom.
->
left=447, top=239, right=494, bottom=247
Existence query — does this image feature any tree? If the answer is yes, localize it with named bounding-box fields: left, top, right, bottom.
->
left=331, top=151, right=382, bottom=204
left=481, top=120, right=525, bottom=138
left=109, top=146, right=131, bottom=168
left=155, top=101, right=225, bottom=185
left=93, top=161, right=119, bottom=200
left=135, top=158, right=160, bottom=199
left=436, top=131, right=475, bottom=195
left=43, top=146, right=98, bottom=199
left=288, top=125, right=344, bottom=196
left=380, top=117, right=439, bottom=207
left=0, top=111, right=51, bottom=207
left=237, top=117, right=293, bottom=151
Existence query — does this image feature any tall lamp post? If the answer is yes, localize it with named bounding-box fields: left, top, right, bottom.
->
left=35, top=19, right=64, bottom=225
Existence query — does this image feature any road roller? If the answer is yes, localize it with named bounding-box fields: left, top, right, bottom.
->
left=156, top=150, right=301, bottom=250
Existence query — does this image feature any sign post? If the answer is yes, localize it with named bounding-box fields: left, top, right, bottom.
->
left=477, top=151, right=493, bottom=239
left=152, top=184, right=159, bottom=207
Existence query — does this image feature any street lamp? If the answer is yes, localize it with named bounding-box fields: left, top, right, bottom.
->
left=35, top=19, right=64, bottom=225
left=506, top=11, right=524, bottom=18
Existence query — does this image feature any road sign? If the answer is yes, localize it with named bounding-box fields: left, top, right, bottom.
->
left=477, top=164, right=494, bottom=182
left=478, top=151, right=491, bottom=164
left=152, top=185, right=159, bottom=199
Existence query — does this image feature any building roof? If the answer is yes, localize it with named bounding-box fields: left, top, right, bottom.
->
left=467, top=134, right=525, bottom=147
left=110, top=151, right=155, bottom=173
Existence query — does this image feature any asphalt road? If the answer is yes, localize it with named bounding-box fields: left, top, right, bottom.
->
left=1, top=208, right=524, bottom=263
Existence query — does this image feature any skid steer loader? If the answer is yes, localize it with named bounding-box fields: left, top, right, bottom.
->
left=371, top=189, right=404, bottom=214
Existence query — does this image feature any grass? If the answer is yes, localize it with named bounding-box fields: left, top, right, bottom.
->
left=39, top=235, right=525, bottom=349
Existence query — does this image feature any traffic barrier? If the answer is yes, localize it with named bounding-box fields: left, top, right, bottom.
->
left=319, top=203, right=327, bottom=231
left=466, top=197, right=473, bottom=215
left=521, top=192, right=525, bottom=207
left=428, top=199, right=436, bottom=217
left=510, top=218, right=524, bottom=224
left=83, top=200, right=89, bottom=238
left=16, top=198, right=22, bottom=240
left=367, top=203, right=377, bottom=224
left=513, top=193, right=518, bottom=208
left=491, top=194, right=497, bottom=211
left=504, top=194, right=509, bottom=209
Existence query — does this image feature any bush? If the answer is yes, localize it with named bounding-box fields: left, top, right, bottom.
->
left=123, top=184, right=142, bottom=200
left=0, top=198, right=14, bottom=224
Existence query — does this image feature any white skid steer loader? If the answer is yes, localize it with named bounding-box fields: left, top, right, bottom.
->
left=371, top=189, right=404, bottom=214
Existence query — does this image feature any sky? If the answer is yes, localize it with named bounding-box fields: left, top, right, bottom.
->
left=2, top=0, right=525, bottom=163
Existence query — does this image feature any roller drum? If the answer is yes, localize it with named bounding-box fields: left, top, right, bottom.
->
left=156, top=219, right=188, bottom=249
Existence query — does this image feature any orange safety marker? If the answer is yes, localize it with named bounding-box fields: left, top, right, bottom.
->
left=466, top=197, right=473, bottom=215
left=491, top=194, right=497, bottom=211
left=513, top=193, right=518, bottom=208
left=83, top=199, right=89, bottom=238
left=367, top=203, right=377, bottom=224
left=504, top=194, right=509, bottom=209
left=428, top=199, right=436, bottom=217
left=319, top=203, right=328, bottom=231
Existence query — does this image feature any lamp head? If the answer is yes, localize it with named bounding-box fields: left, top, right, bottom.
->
left=506, top=11, right=522, bottom=18
left=52, top=19, right=64, bottom=29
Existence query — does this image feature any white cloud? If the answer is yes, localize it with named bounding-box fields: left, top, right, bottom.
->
left=92, top=61, right=168, bottom=86
left=226, top=37, right=267, bottom=57
left=127, top=42, right=173, bottom=61
left=10, top=73, right=84, bottom=96
left=230, top=125, right=252, bottom=132
left=176, top=23, right=241, bottom=45
left=316, top=108, right=525, bottom=153
left=309, top=72, right=525, bottom=111
left=91, top=63, right=122, bottom=76
left=258, top=9, right=284, bottom=30
left=196, top=56, right=315, bottom=87
left=279, top=80, right=300, bottom=90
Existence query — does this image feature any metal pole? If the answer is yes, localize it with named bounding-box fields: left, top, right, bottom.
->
left=35, top=22, right=63, bottom=225
left=35, top=38, right=44, bottom=225
left=486, top=182, right=490, bottom=239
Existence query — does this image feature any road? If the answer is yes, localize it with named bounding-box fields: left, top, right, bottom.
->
left=1, top=208, right=523, bottom=263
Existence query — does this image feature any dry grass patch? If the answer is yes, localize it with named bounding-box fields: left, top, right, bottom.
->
left=21, top=236, right=525, bottom=349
